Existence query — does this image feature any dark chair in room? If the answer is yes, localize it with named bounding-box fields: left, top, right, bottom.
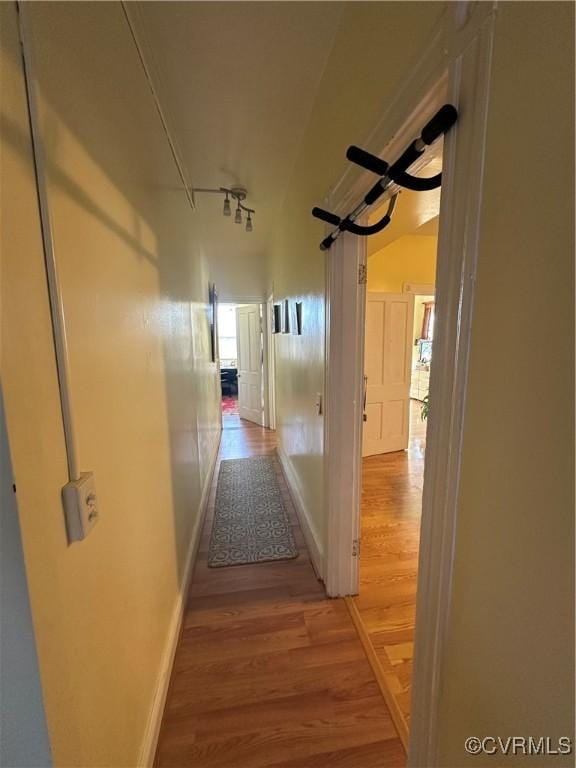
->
left=220, top=367, right=238, bottom=396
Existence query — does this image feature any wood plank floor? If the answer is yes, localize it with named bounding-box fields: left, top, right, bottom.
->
left=352, top=400, right=427, bottom=746
left=155, top=418, right=405, bottom=768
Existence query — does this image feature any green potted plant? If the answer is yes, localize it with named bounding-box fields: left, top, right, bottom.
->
left=421, top=394, right=430, bottom=421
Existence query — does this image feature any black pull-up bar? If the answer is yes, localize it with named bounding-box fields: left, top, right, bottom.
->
left=312, top=104, right=458, bottom=251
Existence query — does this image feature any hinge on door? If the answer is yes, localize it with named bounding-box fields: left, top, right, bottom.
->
left=352, top=538, right=361, bottom=557
left=358, top=264, right=367, bottom=285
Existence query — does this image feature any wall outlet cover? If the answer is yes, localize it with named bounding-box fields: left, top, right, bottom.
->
left=62, top=472, right=98, bottom=543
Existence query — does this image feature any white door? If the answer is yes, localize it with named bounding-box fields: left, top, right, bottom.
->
left=362, top=292, right=414, bottom=456
left=236, top=304, right=264, bottom=425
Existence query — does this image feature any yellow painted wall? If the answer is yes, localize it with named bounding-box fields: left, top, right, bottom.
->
left=367, top=234, right=437, bottom=293
left=269, top=1, right=446, bottom=552
left=436, top=3, right=575, bottom=763
left=0, top=4, right=220, bottom=766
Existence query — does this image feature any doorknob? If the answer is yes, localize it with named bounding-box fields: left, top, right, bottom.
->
left=363, top=375, right=368, bottom=422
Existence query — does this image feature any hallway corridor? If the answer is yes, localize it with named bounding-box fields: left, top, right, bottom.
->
left=155, top=421, right=405, bottom=767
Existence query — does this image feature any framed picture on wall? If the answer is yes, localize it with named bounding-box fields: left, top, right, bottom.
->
left=272, top=304, right=282, bottom=334
left=295, top=302, right=302, bottom=335
left=208, top=282, right=218, bottom=362
left=289, top=301, right=297, bottom=334
left=290, top=301, right=303, bottom=335
left=282, top=299, right=290, bottom=333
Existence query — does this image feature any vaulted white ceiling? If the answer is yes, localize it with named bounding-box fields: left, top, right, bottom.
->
left=134, top=2, right=344, bottom=297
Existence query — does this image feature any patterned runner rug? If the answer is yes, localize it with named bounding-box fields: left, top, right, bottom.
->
left=208, top=456, right=299, bottom=568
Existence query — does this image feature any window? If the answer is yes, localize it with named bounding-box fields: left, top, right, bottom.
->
left=421, top=301, right=435, bottom=341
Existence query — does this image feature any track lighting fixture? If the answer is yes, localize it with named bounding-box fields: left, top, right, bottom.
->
left=192, top=185, right=255, bottom=232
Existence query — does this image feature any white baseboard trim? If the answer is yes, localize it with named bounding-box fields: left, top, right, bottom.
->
left=138, top=432, right=220, bottom=767
left=277, top=446, right=324, bottom=580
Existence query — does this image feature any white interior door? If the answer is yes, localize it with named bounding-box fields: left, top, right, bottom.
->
left=363, top=292, right=414, bottom=456
left=236, top=304, right=264, bottom=425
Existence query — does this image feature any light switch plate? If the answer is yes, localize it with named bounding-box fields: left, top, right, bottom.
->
left=62, top=472, right=98, bottom=543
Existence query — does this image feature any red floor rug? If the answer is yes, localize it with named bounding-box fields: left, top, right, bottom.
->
left=221, top=396, right=238, bottom=415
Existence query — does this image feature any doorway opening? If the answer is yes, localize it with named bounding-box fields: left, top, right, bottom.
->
left=217, top=302, right=266, bottom=429
left=322, top=11, right=494, bottom=763
left=356, top=180, right=440, bottom=745
left=218, top=303, right=240, bottom=428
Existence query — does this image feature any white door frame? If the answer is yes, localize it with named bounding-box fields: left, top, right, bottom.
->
left=403, top=282, right=435, bottom=296
left=322, top=3, right=497, bottom=766
left=323, top=231, right=366, bottom=593
left=264, top=294, right=276, bottom=430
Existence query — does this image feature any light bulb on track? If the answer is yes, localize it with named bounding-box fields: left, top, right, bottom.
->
left=191, top=185, right=256, bottom=234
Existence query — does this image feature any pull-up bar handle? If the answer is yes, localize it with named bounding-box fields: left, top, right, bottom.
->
left=387, top=170, right=442, bottom=192
left=341, top=194, right=398, bottom=237
left=388, top=103, right=458, bottom=178
left=346, top=146, right=389, bottom=177
left=311, top=207, right=341, bottom=227
left=421, top=104, right=458, bottom=146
